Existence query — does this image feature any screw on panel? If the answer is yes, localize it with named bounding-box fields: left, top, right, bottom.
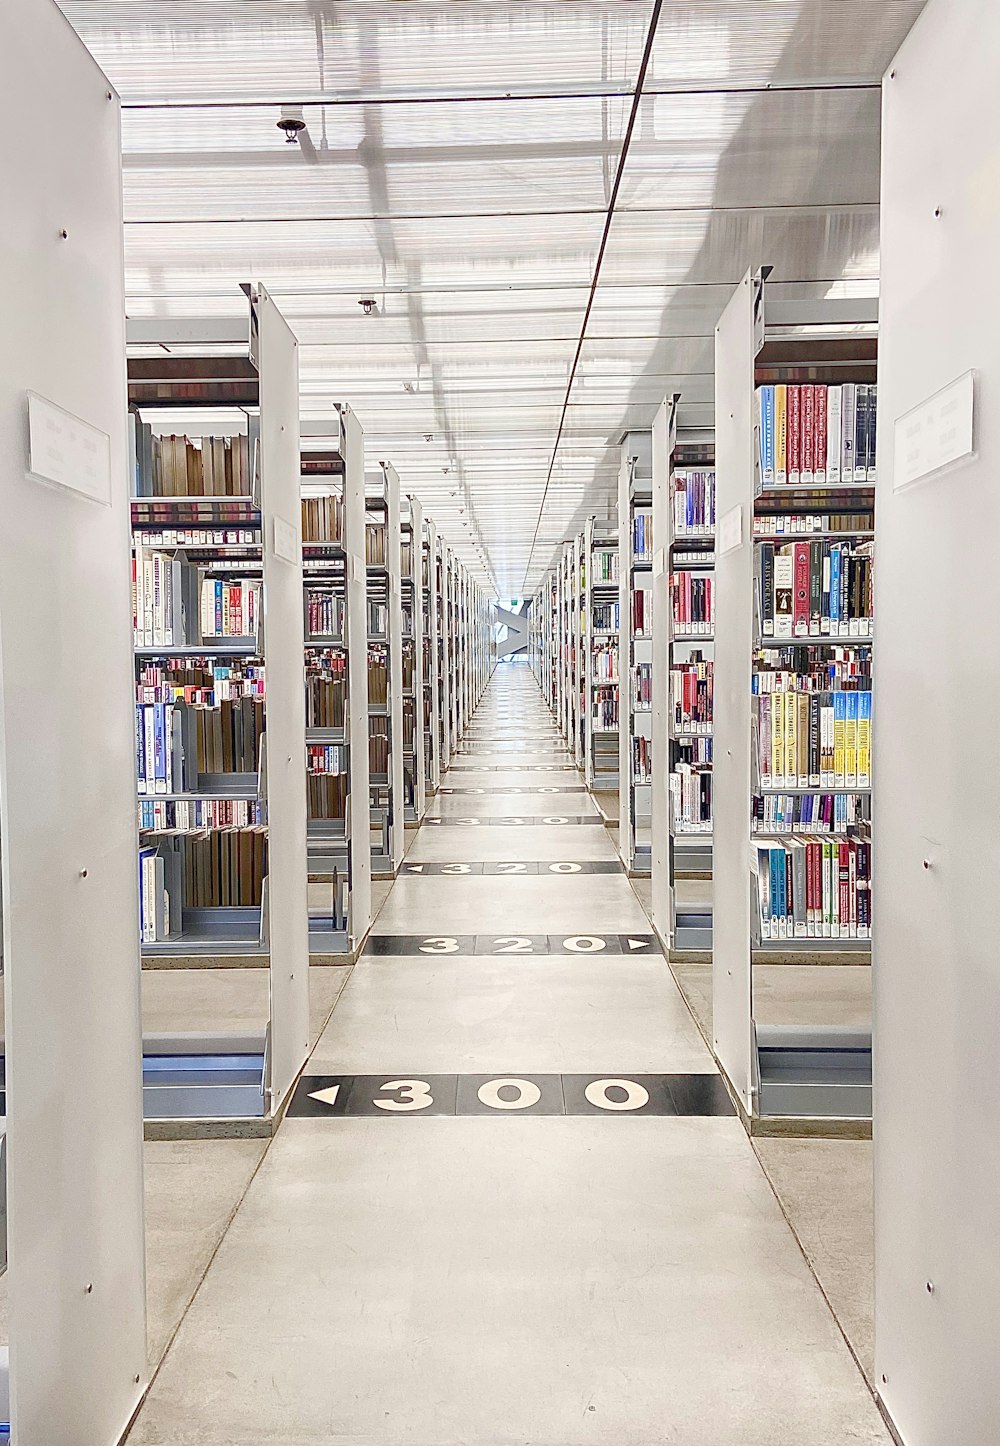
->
left=60, top=229, right=68, bottom=239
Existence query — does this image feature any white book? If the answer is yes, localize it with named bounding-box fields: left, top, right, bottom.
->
left=144, top=707, right=156, bottom=802
left=841, top=383, right=856, bottom=483
left=827, top=386, right=842, bottom=484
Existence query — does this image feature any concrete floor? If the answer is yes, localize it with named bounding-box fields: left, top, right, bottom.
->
left=125, top=665, right=885, bottom=1445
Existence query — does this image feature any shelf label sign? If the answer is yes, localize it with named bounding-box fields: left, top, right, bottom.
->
left=717, top=503, right=743, bottom=556
left=272, top=514, right=298, bottom=562
left=894, top=369, right=975, bottom=491
left=26, top=391, right=111, bottom=505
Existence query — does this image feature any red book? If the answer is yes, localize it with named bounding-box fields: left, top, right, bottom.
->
left=793, top=541, right=810, bottom=637
left=787, top=386, right=801, bottom=484
left=802, top=385, right=815, bottom=481
left=838, top=840, right=851, bottom=938
left=814, top=384, right=828, bottom=481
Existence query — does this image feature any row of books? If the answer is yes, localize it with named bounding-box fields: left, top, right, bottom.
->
left=136, top=658, right=265, bottom=705
left=132, top=423, right=256, bottom=499
left=368, top=600, right=389, bottom=636
left=671, top=764, right=712, bottom=830
left=756, top=541, right=873, bottom=639
left=402, top=644, right=415, bottom=692
left=671, top=659, right=713, bottom=733
left=675, top=737, right=712, bottom=767
left=632, top=587, right=651, bottom=637
left=308, top=774, right=347, bottom=821
left=754, top=837, right=871, bottom=939
left=634, top=662, right=652, bottom=710
left=672, top=572, right=713, bottom=635
left=302, top=494, right=344, bottom=545
left=673, top=470, right=716, bottom=537
left=401, top=538, right=413, bottom=578
left=135, top=528, right=258, bottom=547
left=757, top=383, right=877, bottom=488
left=306, top=590, right=344, bottom=639
left=139, top=844, right=176, bottom=943
left=632, top=736, right=651, bottom=783
left=753, top=511, right=873, bottom=537
left=753, top=648, right=872, bottom=691
left=136, top=698, right=264, bottom=794
left=632, top=512, right=653, bottom=562
left=306, top=655, right=346, bottom=730
left=366, top=523, right=387, bottom=566
left=368, top=648, right=389, bottom=706
left=185, top=832, right=266, bottom=908
left=752, top=793, right=868, bottom=835
left=592, top=548, right=619, bottom=583
left=138, top=798, right=266, bottom=833
left=307, top=744, right=347, bottom=776
left=592, top=686, right=618, bottom=729
left=754, top=689, right=872, bottom=789
left=200, top=578, right=260, bottom=641
left=593, top=644, right=618, bottom=683
left=369, top=720, right=389, bottom=776
left=593, top=601, right=619, bottom=632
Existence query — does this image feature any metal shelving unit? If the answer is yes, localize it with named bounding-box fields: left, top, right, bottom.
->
left=619, top=431, right=653, bottom=876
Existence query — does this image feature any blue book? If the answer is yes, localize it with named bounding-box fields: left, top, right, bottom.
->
left=769, top=847, right=783, bottom=933
left=214, top=579, right=223, bottom=636
left=153, top=702, right=167, bottom=793
left=686, top=481, right=693, bottom=531
left=829, top=546, right=841, bottom=632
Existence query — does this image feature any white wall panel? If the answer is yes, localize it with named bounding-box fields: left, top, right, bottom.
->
left=0, top=3, right=146, bottom=1439
left=875, top=3, right=1000, bottom=1440
left=711, top=273, right=756, bottom=1113
left=258, top=287, right=310, bottom=1106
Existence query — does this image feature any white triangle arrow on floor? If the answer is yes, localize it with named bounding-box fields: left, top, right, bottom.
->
left=308, top=1085, right=341, bottom=1107
left=627, top=938, right=650, bottom=950
left=408, top=864, right=424, bottom=873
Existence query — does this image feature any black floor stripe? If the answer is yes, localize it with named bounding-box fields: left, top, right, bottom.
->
left=399, top=861, right=623, bottom=876
left=364, top=933, right=658, bottom=956
left=288, top=1072, right=734, bottom=1118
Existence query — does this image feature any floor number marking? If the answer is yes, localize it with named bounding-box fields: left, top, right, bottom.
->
left=373, top=1080, right=435, bottom=1112
left=562, top=934, right=606, bottom=953
left=441, top=863, right=472, bottom=874
left=584, top=1078, right=650, bottom=1112
left=477, top=1078, right=541, bottom=1111
left=419, top=936, right=460, bottom=953
left=494, top=936, right=533, bottom=953
left=548, top=862, right=581, bottom=874
left=495, top=862, right=527, bottom=874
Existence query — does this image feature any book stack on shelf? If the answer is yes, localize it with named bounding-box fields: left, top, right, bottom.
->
left=619, top=434, right=654, bottom=873
left=400, top=497, right=425, bottom=823
left=749, top=406, right=875, bottom=957
left=585, top=524, right=620, bottom=791
left=669, top=465, right=717, bottom=880
left=130, top=419, right=274, bottom=957
left=365, top=473, right=404, bottom=875
left=421, top=519, right=439, bottom=793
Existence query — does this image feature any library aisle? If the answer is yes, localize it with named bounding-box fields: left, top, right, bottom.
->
left=126, top=664, right=887, bottom=1445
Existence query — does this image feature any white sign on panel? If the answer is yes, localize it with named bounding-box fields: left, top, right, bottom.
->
left=26, top=391, right=111, bottom=505
left=894, top=369, right=975, bottom=491
left=272, top=515, right=297, bottom=563
left=717, top=503, right=743, bottom=556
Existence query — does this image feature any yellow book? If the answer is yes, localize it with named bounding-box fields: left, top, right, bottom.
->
left=771, top=691, right=784, bottom=786
left=775, top=385, right=788, bottom=485
left=857, top=692, right=872, bottom=786
left=784, top=689, right=797, bottom=786
left=833, top=692, right=847, bottom=787
left=844, top=692, right=859, bottom=786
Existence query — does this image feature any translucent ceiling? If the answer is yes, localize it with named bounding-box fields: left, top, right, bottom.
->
left=61, top=0, right=925, bottom=593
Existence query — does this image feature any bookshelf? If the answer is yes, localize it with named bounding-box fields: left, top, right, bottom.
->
left=3, top=13, right=147, bottom=1430
left=300, top=407, right=372, bottom=956
left=713, top=269, right=877, bottom=1122
left=366, top=465, right=405, bottom=877
left=422, top=516, right=441, bottom=794
left=401, top=495, right=426, bottom=825
left=127, top=288, right=311, bottom=1125
left=435, top=536, right=452, bottom=773
left=586, top=522, right=620, bottom=793
left=618, top=432, right=653, bottom=875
